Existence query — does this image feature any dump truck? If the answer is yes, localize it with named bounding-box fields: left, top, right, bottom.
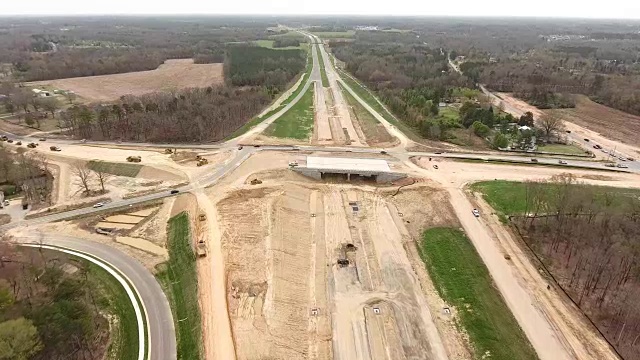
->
left=196, top=239, right=207, bottom=257
left=126, top=156, right=142, bottom=163
left=49, top=146, right=61, bottom=151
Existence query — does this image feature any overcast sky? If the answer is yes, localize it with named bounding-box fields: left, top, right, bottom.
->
left=2, top=0, right=640, bottom=19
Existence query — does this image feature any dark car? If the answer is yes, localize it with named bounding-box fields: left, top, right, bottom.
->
left=170, top=189, right=179, bottom=194
left=584, top=138, right=590, bottom=142
left=380, top=150, right=387, bottom=154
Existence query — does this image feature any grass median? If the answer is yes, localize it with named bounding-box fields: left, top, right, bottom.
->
left=418, top=227, right=538, bottom=360
left=264, top=85, right=314, bottom=140
left=156, top=212, right=202, bottom=360
left=317, top=45, right=329, bottom=87
left=86, top=260, right=141, bottom=360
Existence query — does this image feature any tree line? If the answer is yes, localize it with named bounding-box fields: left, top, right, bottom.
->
left=513, top=175, right=640, bottom=360
left=59, top=86, right=272, bottom=142
left=0, top=246, right=113, bottom=359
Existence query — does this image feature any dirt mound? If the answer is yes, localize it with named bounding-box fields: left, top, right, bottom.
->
left=137, top=166, right=185, bottom=182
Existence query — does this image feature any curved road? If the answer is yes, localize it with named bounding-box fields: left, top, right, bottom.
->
left=13, top=231, right=177, bottom=360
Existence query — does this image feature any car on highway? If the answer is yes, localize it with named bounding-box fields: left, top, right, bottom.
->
left=39, top=138, right=46, bottom=141
left=472, top=209, right=480, bottom=217
left=170, top=189, right=179, bottom=194
left=628, top=157, right=635, bottom=161
left=604, top=163, right=615, bottom=167
left=380, top=150, right=387, bottom=154
left=593, top=144, right=602, bottom=149
left=558, top=160, right=568, bottom=165
left=530, top=158, right=538, bottom=163
left=616, top=164, right=629, bottom=168
left=93, top=202, right=104, bottom=208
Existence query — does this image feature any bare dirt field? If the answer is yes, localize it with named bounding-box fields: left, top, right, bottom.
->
left=546, top=95, right=640, bottom=148
left=28, top=59, right=224, bottom=102
left=213, top=165, right=463, bottom=360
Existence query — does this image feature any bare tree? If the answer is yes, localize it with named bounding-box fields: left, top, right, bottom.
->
left=72, top=162, right=93, bottom=195
left=91, top=162, right=111, bottom=193
left=538, top=113, right=565, bottom=142
left=40, top=97, right=60, bottom=118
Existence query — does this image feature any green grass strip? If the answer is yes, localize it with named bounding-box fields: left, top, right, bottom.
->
left=471, top=180, right=640, bottom=216
left=86, top=261, right=140, bottom=360
left=264, top=85, right=314, bottom=140
left=156, top=212, right=202, bottom=360
left=317, top=45, right=329, bottom=87
left=418, top=227, right=538, bottom=360
left=87, top=160, right=142, bottom=177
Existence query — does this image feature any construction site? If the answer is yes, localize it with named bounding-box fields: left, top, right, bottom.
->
left=205, top=150, right=464, bottom=360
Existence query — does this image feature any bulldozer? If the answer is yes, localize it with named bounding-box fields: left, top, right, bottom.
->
left=126, top=156, right=142, bottom=163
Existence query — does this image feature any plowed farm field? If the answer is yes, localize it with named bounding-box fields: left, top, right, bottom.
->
left=546, top=95, right=640, bottom=148
left=29, top=59, right=224, bottom=102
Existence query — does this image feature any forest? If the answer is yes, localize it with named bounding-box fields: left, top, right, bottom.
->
left=0, top=246, right=116, bottom=360
left=512, top=175, right=640, bottom=360
left=59, top=86, right=272, bottom=143
left=225, top=45, right=306, bottom=92
left=0, top=17, right=275, bottom=81
left=330, top=32, right=473, bottom=140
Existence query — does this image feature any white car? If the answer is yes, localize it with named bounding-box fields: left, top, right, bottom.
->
left=93, top=202, right=104, bottom=208
left=616, top=164, right=629, bottom=168
left=472, top=209, right=480, bottom=217
left=558, top=160, right=568, bottom=165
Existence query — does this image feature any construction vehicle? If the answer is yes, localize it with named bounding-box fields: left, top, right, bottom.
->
left=0, top=135, right=7, bottom=141
left=49, top=146, right=61, bottom=151
left=164, top=148, right=174, bottom=154
left=196, top=157, right=209, bottom=167
left=198, top=213, right=207, bottom=221
left=27, top=143, right=37, bottom=148
left=196, top=239, right=207, bottom=257
left=126, top=156, right=142, bottom=163
left=288, top=161, right=299, bottom=167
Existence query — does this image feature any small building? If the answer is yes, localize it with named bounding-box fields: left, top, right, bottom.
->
left=292, top=156, right=406, bottom=183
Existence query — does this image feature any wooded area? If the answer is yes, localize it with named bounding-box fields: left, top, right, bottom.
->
left=512, top=175, right=640, bottom=359
left=330, top=33, right=472, bottom=141
left=0, top=17, right=274, bottom=81
left=59, top=86, right=272, bottom=142
left=225, top=45, right=306, bottom=92
left=0, top=147, right=52, bottom=207
left=0, top=246, right=115, bottom=360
